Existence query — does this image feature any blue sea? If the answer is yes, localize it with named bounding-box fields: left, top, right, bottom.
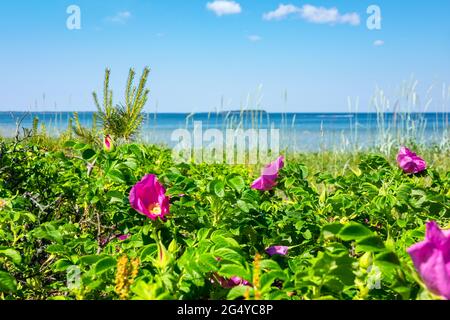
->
left=0, top=111, right=448, bottom=151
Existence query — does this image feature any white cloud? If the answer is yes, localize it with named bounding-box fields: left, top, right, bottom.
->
left=106, top=11, right=132, bottom=24
left=373, top=40, right=385, bottom=46
left=206, top=1, right=242, bottom=16
left=263, top=4, right=360, bottom=26
left=263, top=4, right=300, bottom=21
left=247, top=35, right=262, bottom=42
left=338, top=12, right=360, bottom=26
left=300, top=4, right=338, bottom=24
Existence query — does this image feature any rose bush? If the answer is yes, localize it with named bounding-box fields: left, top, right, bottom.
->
left=0, top=140, right=449, bottom=300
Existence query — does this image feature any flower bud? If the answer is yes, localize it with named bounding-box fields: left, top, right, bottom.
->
left=154, top=240, right=171, bottom=270
left=359, top=252, right=372, bottom=269
left=104, top=135, right=113, bottom=152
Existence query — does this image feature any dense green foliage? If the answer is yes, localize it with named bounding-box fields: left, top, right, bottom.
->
left=0, top=139, right=449, bottom=300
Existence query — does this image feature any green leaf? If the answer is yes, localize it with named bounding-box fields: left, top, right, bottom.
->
left=214, top=248, right=243, bottom=263
left=260, top=271, right=286, bottom=291
left=227, top=285, right=251, bottom=300
left=30, top=223, right=63, bottom=244
left=236, top=200, right=250, bottom=213
left=338, top=223, right=373, bottom=241
left=128, top=144, right=145, bottom=158
left=140, top=244, right=157, bottom=262
left=303, top=229, right=312, bottom=240
left=396, top=219, right=407, bottom=228
left=94, top=257, right=117, bottom=274
left=391, top=283, right=411, bottom=300
left=259, top=259, right=282, bottom=271
left=356, top=236, right=386, bottom=253
left=228, top=176, right=245, bottom=193
left=46, top=244, right=67, bottom=254
left=196, top=228, right=211, bottom=241
left=211, top=235, right=240, bottom=249
left=82, top=148, right=97, bottom=160
left=85, top=279, right=103, bottom=291
left=196, top=254, right=219, bottom=273
left=0, top=271, right=17, bottom=293
left=324, top=277, right=346, bottom=292
left=284, top=177, right=296, bottom=189
left=213, top=181, right=225, bottom=198
left=73, top=142, right=87, bottom=150
left=219, top=264, right=250, bottom=280
left=106, top=190, right=124, bottom=203
left=329, top=266, right=355, bottom=286
left=375, top=251, right=400, bottom=268
left=124, top=159, right=138, bottom=170
left=0, top=248, right=22, bottom=265
left=63, top=140, right=76, bottom=148
left=107, top=169, right=126, bottom=184
left=52, top=259, right=73, bottom=272
left=322, top=224, right=343, bottom=239
left=79, top=255, right=106, bottom=265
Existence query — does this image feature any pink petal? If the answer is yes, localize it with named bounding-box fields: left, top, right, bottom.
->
left=397, top=147, right=427, bottom=174
left=117, top=234, right=130, bottom=241
left=251, top=156, right=285, bottom=191
left=407, top=221, right=450, bottom=299
left=262, top=156, right=285, bottom=176
left=251, top=176, right=277, bottom=191
left=129, top=174, right=170, bottom=221
left=266, top=245, right=289, bottom=256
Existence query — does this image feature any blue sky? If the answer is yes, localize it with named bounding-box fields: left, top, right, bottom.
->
left=0, top=0, right=449, bottom=112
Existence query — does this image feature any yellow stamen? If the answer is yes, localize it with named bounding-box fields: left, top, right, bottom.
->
left=148, top=203, right=162, bottom=216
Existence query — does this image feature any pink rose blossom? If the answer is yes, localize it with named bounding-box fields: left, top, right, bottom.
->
left=211, top=274, right=251, bottom=288
left=104, top=135, right=113, bottom=151
left=397, top=147, right=427, bottom=174
left=129, top=174, right=170, bottom=221
left=265, top=245, right=289, bottom=256
left=117, top=234, right=130, bottom=241
left=407, top=221, right=450, bottom=300
left=251, top=156, right=285, bottom=191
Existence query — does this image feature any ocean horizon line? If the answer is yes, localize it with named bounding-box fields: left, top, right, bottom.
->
left=0, top=110, right=449, bottom=115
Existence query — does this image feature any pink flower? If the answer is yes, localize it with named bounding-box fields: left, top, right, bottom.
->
left=104, top=135, right=113, bottom=151
left=228, top=276, right=250, bottom=287
left=129, top=174, right=170, bottom=221
left=211, top=274, right=250, bottom=288
left=407, top=221, right=450, bottom=300
left=251, top=156, right=285, bottom=191
left=265, top=245, right=289, bottom=256
left=117, top=234, right=130, bottom=241
left=397, top=147, right=427, bottom=174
